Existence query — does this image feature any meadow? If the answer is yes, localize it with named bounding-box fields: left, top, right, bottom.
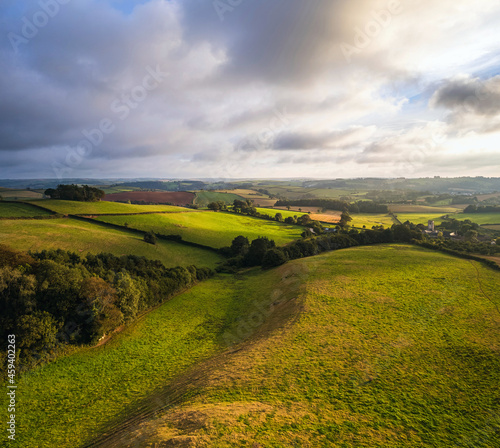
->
left=395, top=213, right=449, bottom=225
left=350, top=213, right=395, bottom=228
left=7, top=245, right=499, bottom=447
left=27, top=199, right=194, bottom=215
left=124, top=245, right=500, bottom=447
left=94, top=211, right=303, bottom=248
left=447, top=212, right=500, bottom=225
left=389, top=204, right=461, bottom=213
left=255, top=207, right=308, bottom=219
left=0, top=189, right=44, bottom=200
left=0, top=202, right=53, bottom=218
left=0, top=218, right=222, bottom=268
left=2, top=268, right=286, bottom=448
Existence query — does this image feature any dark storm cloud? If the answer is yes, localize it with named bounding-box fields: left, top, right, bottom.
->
left=431, top=75, right=500, bottom=116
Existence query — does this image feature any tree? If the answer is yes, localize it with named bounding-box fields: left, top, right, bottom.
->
left=208, top=201, right=225, bottom=211
left=230, top=236, right=249, bottom=257
left=275, top=213, right=283, bottom=223
left=144, top=231, right=157, bottom=245
left=244, top=237, right=276, bottom=266
left=262, top=249, right=287, bottom=269
left=16, top=311, right=59, bottom=355
left=79, top=277, right=123, bottom=342
left=114, top=272, right=143, bottom=322
left=339, top=210, right=352, bottom=227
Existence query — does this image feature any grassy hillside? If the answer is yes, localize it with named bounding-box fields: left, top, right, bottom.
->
left=0, top=202, right=53, bottom=218
left=9, top=245, right=499, bottom=447
left=27, top=200, right=192, bottom=215
left=122, top=245, right=500, bottom=447
left=2, top=268, right=288, bottom=448
left=94, top=211, right=303, bottom=248
left=0, top=218, right=222, bottom=268
left=256, top=207, right=308, bottom=219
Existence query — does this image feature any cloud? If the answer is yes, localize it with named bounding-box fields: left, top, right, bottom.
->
left=273, top=126, right=376, bottom=150
left=1, top=0, right=500, bottom=178
left=431, top=75, right=500, bottom=116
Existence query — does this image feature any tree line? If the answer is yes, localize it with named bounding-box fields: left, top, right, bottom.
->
left=0, top=245, right=213, bottom=379
left=218, top=224, right=424, bottom=272
left=44, top=184, right=105, bottom=202
left=464, top=204, right=500, bottom=213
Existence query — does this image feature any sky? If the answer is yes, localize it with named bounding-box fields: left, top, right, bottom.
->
left=1, top=0, right=500, bottom=180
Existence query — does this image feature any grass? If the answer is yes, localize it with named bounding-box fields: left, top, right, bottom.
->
left=350, top=213, right=396, bottom=228
left=27, top=199, right=194, bottom=215
left=13, top=245, right=500, bottom=447
left=447, top=213, right=500, bottom=225
left=389, top=205, right=461, bottom=213
left=256, top=207, right=307, bottom=219
left=193, top=191, right=245, bottom=207
left=127, top=245, right=500, bottom=447
left=2, top=268, right=286, bottom=448
left=0, top=218, right=223, bottom=268
left=0, top=189, right=44, bottom=200
left=483, top=225, right=500, bottom=231
left=395, top=213, right=448, bottom=225
left=94, top=211, right=303, bottom=248
left=0, top=202, right=53, bottom=218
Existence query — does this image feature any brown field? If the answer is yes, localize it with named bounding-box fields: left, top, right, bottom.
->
left=476, top=192, right=500, bottom=201
left=310, top=213, right=341, bottom=224
left=483, top=225, right=500, bottom=231
left=103, top=191, right=195, bottom=206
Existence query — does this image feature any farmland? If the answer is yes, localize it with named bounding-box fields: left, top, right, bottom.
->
left=350, top=213, right=395, bottom=228
left=389, top=204, right=462, bottom=214
left=121, top=245, right=500, bottom=447
left=0, top=189, right=44, bottom=200
left=218, top=189, right=277, bottom=207
left=447, top=212, right=500, bottom=225
left=94, top=211, right=303, bottom=248
left=193, top=191, right=245, bottom=207
left=27, top=199, right=192, bottom=215
left=0, top=202, right=53, bottom=218
left=103, top=191, right=195, bottom=206
left=10, top=244, right=500, bottom=447
left=395, top=213, right=449, bottom=226
left=0, top=218, right=222, bottom=268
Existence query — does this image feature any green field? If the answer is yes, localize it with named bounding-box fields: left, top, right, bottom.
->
left=256, top=207, right=308, bottom=219
left=448, top=213, right=500, bottom=225
left=395, top=213, right=448, bottom=225
left=350, top=213, right=396, bottom=228
left=27, top=199, right=193, bottom=215
left=94, top=211, right=303, bottom=248
left=0, top=218, right=222, bottom=268
left=8, top=245, right=500, bottom=447
left=193, top=191, right=245, bottom=207
left=0, top=189, right=44, bottom=200
left=0, top=202, right=53, bottom=218
left=3, top=268, right=284, bottom=448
